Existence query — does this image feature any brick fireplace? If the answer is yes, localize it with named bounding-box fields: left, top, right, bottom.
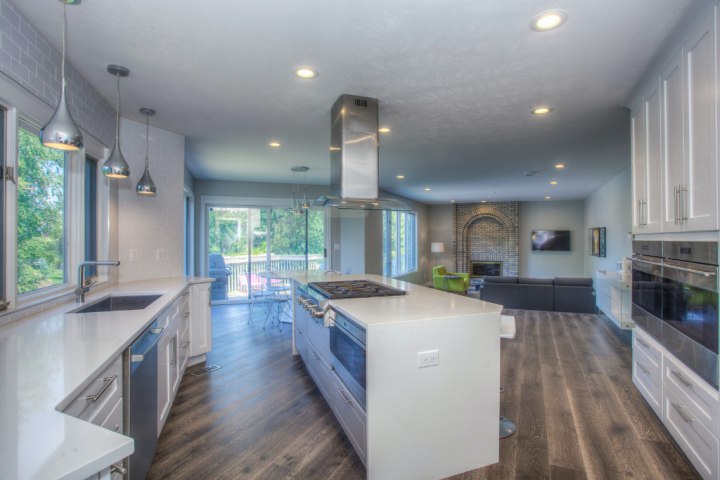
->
left=454, top=202, right=519, bottom=276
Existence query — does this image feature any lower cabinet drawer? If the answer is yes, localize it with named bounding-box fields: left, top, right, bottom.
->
left=296, top=327, right=307, bottom=362
left=100, top=397, right=123, bottom=434
left=331, top=374, right=366, bottom=465
left=664, top=354, right=719, bottom=434
left=306, top=316, right=330, bottom=361
left=633, top=347, right=662, bottom=417
left=306, top=343, right=332, bottom=403
left=64, top=356, right=122, bottom=422
left=664, top=386, right=719, bottom=480
left=634, top=328, right=662, bottom=367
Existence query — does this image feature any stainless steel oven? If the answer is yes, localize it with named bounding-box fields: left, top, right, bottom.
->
left=632, top=241, right=719, bottom=387
left=330, top=313, right=366, bottom=409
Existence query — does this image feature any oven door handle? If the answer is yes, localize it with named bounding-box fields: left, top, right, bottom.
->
left=334, top=322, right=366, bottom=350
left=632, top=258, right=663, bottom=268
left=664, top=264, right=717, bottom=278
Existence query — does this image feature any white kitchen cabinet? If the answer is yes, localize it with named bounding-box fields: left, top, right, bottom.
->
left=661, top=49, right=686, bottom=232
left=157, top=315, right=179, bottom=433
left=595, top=270, right=632, bottom=330
left=331, top=372, right=367, bottom=465
left=189, top=282, right=212, bottom=360
left=631, top=80, right=662, bottom=233
left=633, top=326, right=720, bottom=480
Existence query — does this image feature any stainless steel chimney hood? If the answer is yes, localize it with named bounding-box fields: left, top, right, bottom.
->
left=314, top=94, right=411, bottom=211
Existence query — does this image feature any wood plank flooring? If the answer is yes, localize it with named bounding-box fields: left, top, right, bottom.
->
left=147, top=306, right=699, bottom=480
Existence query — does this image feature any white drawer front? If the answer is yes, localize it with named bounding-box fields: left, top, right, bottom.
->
left=633, top=346, right=662, bottom=416
left=63, top=356, right=122, bottom=422
left=664, top=386, right=719, bottom=480
left=664, top=354, right=719, bottom=434
left=633, top=328, right=662, bottom=367
left=295, top=327, right=307, bottom=362
left=306, top=344, right=332, bottom=404
left=332, top=375, right=366, bottom=465
left=306, top=315, right=330, bottom=362
left=100, top=397, right=123, bottom=434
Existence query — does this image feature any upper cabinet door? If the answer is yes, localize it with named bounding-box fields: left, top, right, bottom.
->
left=644, top=80, right=663, bottom=233
left=631, top=104, right=648, bottom=233
left=684, top=13, right=718, bottom=231
left=661, top=50, right=685, bottom=232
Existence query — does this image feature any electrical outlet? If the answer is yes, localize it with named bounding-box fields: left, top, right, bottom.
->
left=417, top=350, right=439, bottom=368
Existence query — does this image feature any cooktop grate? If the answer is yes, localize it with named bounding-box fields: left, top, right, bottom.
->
left=308, top=280, right=406, bottom=299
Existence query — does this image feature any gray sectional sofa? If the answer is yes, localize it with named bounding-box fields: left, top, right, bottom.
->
left=480, top=276, right=596, bottom=313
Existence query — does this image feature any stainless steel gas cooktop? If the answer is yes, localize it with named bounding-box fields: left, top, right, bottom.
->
left=308, top=280, right=406, bottom=299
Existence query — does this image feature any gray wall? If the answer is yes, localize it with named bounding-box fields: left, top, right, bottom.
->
left=519, top=201, right=586, bottom=277
left=584, top=168, right=632, bottom=275
left=428, top=204, right=457, bottom=271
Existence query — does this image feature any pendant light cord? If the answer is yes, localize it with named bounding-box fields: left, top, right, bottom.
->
left=145, top=115, right=150, bottom=169
left=61, top=3, right=67, bottom=91
left=115, top=73, right=120, bottom=142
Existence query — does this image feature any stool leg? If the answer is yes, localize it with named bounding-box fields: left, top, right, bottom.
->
left=500, top=417, right=516, bottom=438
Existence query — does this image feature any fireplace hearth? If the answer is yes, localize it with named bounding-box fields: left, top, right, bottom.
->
left=471, top=261, right=502, bottom=277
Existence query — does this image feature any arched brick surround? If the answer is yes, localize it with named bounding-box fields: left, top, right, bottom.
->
left=454, top=203, right=519, bottom=276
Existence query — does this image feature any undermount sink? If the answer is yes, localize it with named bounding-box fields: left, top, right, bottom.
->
left=71, top=294, right=162, bottom=314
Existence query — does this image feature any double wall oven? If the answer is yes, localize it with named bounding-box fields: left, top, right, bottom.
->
left=632, top=241, right=719, bottom=387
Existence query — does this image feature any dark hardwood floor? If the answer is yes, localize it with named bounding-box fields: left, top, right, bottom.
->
left=147, top=305, right=699, bottom=480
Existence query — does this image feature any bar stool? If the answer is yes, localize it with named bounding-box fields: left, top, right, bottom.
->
left=500, top=314, right=517, bottom=439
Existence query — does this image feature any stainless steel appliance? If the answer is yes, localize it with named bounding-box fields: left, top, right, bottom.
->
left=314, top=94, right=411, bottom=211
left=308, top=279, right=407, bottom=299
left=127, top=320, right=164, bottom=479
left=632, top=241, right=719, bottom=387
left=330, top=314, right=367, bottom=409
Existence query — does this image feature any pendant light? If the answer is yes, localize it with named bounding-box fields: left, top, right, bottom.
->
left=102, top=64, right=130, bottom=178
left=40, top=0, right=83, bottom=151
left=289, top=166, right=309, bottom=215
left=136, top=108, right=157, bottom=196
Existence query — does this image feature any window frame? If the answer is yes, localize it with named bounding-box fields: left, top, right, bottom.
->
left=383, top=210, right=418, bottom=278
left=0, top=102, right=111, bottom=312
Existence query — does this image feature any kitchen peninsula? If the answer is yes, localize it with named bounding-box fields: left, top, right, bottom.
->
left=0, top=277, right=213, bottom=480
left=287, top=272, right=502, bottom=480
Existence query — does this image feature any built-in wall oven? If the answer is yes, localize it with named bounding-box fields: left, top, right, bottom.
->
left=330, top=314, right=367, bottom=409
left=632, top=241, right=719, bottom=387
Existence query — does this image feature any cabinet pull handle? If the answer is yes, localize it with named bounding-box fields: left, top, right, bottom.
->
left=671, top=402, right=693, bottom=423
left=112, top=424, right=120, bottom=432
left=673, top=186, right=679, bottom=224
left=84, top=374, right=117, bottom=402
left=671, top=370, right=693, bottom=388
left=337, top=385, right=353, bottom=406
left=637, top=200, right=643, bottom=227
left=681, top=185, right=688, bottom=223
left=110, top=464, right=128, bottom=476
left=636, top=362, right=650, bottom=375
left=637, top=338, right=650, bottom=349
left=312, top=350, right=320, bottom=361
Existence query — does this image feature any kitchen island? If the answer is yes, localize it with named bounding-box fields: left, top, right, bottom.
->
left=0, top=276, right=212, bottom=480
left=286, top=272, right=502, bottom=480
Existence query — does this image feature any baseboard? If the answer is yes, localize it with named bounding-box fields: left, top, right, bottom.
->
left=188, top=354, right=207, bottom=367
left=597, top=312, right=632, bottom=345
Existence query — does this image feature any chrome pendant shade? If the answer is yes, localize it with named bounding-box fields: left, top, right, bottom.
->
left=290, top=166, right=310, bottom=215
left=102, top=65, right=130, bottom=178
left=136, top=108, right=157, bottom=196
left=40, top=1, right=83, bottom=151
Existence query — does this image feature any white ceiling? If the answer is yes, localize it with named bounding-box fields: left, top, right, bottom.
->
left=14, top=0, right=698, bottom=203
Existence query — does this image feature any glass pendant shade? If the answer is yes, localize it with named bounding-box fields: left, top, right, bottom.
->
left=102, top=65, right=130, bottom=179
left=136, top=107, right=157, bottom=195
left=40, top=2, right=83, bottom=151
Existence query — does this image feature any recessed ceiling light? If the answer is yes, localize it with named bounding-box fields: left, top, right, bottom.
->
left=545, top=196, right=551, bottom=200
left=329, top=146, right=341, bottom=151
left=295, top=67, right=318, bottom=79
left=481, top=200, right=487, bottom=204
left=378, top=127, right=391, bottom=133
left=532, top=106, right=553, bottom=115
left=268, top=141, right=281, bottom=148
left=550, top=181, right=558, bottom=185
left=450, top=200, right=456, bottom=203
left=424, top=187, right=431, bottom=191
left=396, top=175, right=405, bottom=179
left=530, top=10, right=568, bottom=32
left=555, top=163, right=565, bottom=169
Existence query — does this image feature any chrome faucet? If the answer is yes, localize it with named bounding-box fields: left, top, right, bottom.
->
left=76, top=260, right=120, bottom=303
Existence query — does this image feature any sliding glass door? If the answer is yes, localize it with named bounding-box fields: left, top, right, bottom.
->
left=207, top=205, right=324, bottom=302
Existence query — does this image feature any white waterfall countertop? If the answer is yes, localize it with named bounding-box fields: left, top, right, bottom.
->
left=0, top=276, right=213, bottom=480
left=282, top=272, right=502, bottom=326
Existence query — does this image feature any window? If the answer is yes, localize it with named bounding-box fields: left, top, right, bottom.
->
left=85, top=156, right=98, bottom=277
left=16, top=122, right=67, bottom=295
left=383, top=210, right=417, bottom=277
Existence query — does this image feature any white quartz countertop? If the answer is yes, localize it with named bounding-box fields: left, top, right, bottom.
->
left=284, top=272, right=502, bottom=327
left=0, top=276, right=213, bottom=480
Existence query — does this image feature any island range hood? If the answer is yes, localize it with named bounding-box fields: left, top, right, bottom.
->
left=314, top=94, right=411, bottom=211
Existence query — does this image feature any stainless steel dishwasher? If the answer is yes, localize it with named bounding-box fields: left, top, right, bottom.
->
left=127, top=320, right=163, bottom=479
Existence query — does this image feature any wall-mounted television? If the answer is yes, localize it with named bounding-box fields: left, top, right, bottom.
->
left=531, top=230, right=571, bottom=251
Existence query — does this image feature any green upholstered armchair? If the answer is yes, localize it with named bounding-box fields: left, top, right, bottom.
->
left=432, top=265, right=470, bottom=293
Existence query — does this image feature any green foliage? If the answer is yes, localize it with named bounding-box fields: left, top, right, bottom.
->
left=17, top=128, right=65, bottom=294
